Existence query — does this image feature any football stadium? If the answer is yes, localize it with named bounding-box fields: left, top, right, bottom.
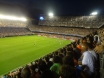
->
left=0, top=1, right=104, bottom=78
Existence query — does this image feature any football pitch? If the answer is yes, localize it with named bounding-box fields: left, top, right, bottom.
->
left=0, top=35, right=72, bottom=75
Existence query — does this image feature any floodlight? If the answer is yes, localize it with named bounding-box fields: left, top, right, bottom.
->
left=90, top=12, right=98, bottom=15
left=48, top=13, right=53, bottom=17
left=20, top=17, right=27, bottom=21
left=40, top=16, right=44, bottom=20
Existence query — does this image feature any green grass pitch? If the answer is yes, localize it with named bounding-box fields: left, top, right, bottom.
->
left=0, top=35, right=72, bottom=75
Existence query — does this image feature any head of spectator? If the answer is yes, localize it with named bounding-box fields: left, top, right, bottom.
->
left=58, top=53, right=64, bottom=59
left=71, top=43, right=81, bottom=61
left=82, top=37, right=87, bottom=43
left=50, top=56, right=61, bottom=78
left=35, top=60, right=39, bottom=66
left=58, top=53, right=64, bottom=64
left=58, top=48, right=63, bottom=54
left=49, top=53, right=53, bottom=62
left=67, top=44, right=73, bottom=51
left=54, top=51, right=58, bottom=56
left=43, top=56, right=53, bottom=69
left=38, top=58, right=44, bottom=66
left=66, top=51, right=73, bottom=56
left=53, top=56, right=61, bottom=64
left=87, top=43, right=94, bottom=50
left=21, top=67, right=31, bottom=78
left=38, top=60, right=47, bottom=74
left=80, top=43, right=88, bottom=54
left=72, top=42, right=81, bottom=51
left=65, top=47, right=73, bottom=53
left=39, top=61, right=53, bottom=78
left=16, top=68, right=22, bottom=78
left=86, top=36, right=91, bottom=43
left=44, top=56, right=49, bottom=63
left=6, top=74, right=11, bottom=78
left=62, top=55, right=74, bottom=67
left=59, top=65, right=75, bottom=78
left=76, top=43, right=81, bottom=51
left=71, top=43, right=76, bottom=49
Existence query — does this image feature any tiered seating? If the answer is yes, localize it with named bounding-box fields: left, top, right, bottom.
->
left=0, top=19, right=32, bottom=37
left=29, top=25, right=97, bottom=37
left=0, top=27, right=32, bottom=37
left=39, top=16, right=104, bottom=28
left=0, top=20, right=27, bottom=27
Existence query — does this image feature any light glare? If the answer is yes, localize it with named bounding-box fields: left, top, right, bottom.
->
left=0, top=14, right=27, bottom=22
left=48, top=13, right=53, bottom=17
left=90, top=12, right=98, bottom=15
left=40, top=16, right=44, bottom=20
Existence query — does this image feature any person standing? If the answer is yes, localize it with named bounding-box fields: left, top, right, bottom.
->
left=80, top=43, right=95, bottom=78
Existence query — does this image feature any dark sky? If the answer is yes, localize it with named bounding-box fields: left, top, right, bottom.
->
left=0, top=0, right=104, bottom=15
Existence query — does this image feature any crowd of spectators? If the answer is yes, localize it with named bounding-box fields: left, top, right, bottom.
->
left=0, top=27, right=32, bottom=37
left=39, top=16, right=104, bottom=28
left=29, top=25, right=97, bottom=37
left=0, top=20, right=33, bottom=37
left=1, top=27, right=104, bottom=78
left=0, top=20, right=27, bottom=27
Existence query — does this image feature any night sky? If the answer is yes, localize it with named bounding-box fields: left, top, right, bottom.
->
left=0, top=0, right=104, bottom=16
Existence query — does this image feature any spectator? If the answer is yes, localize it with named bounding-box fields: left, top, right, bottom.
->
left=94, top=39, right=104, bottom=54
left=81, top=43, right=96, bottom=78
left=39, top=61, right=53, bottom=78
left=66, top=51, right=78, bottom=66
left=62, top=55, right=74, bottom=67
left=16, top=68, right=22, bottom=78
left=43, top=56, right=53, bottom=69
left=65, top=52, right=83, bottom=78
left=21, top=67, right=31, bottom=78
left=59, top=65, right=75, bottom=78
left=50, top=56, right=61, bottom=78
left=71, top=43, right=81, bottom=61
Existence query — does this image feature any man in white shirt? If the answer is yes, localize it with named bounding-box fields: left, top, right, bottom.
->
left=81, top=43, right=95, bottom=78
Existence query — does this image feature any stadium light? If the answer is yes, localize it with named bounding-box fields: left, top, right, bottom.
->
left=40, top=16, right=44, bottom=20
left=0, top=14, right=27, bottom=22
left=90, top=12, right=98, bottom=15
left=48, top=13, right=54, bottom=17
left=20, top=17, right=27, bottom=22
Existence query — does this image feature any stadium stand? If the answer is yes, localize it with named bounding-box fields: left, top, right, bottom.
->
left=0, top=20, right=27, bottom=27
left=0, top=27, right=32, bottom=37
left=39, top=16, right=104, bottom=28
left=0, top=20, right=32, bottom=37
left=28, top=25, right=97, bottom=37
